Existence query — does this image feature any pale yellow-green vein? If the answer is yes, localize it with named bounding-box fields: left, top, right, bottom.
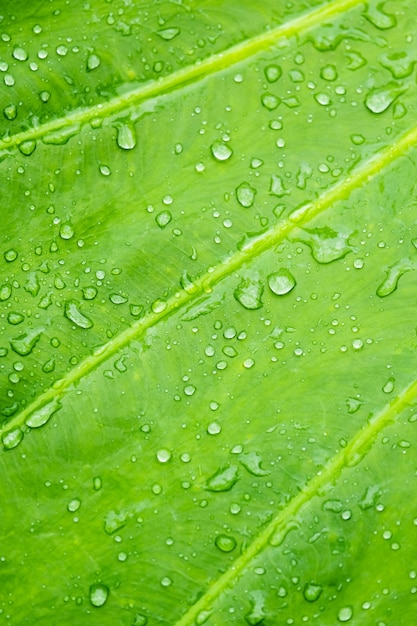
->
left=0, top=0, right=362, bottom=152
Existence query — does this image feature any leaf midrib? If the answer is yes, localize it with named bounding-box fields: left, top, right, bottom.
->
left=0, top=0, right=361, bottom=151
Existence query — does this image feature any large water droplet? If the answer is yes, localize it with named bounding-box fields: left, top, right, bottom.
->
left=64, top=300, right=93, bottom=329
left=205, top=465, right=239, bottom=492
left=245, top=590, right=266, bottom=626
left=337, top=606, right=353, bottom=622
left=264, top=65, right=282, bottom=83
left=157, top=27, right=180, bottom=40
left=364, top=3, right=396, bottom=29
left=43, top=125, right=80, bottom=145
left=10, top=328, right=43, bottom=356
left=303, top=583, right=323, bottom=602
left=115, top=121, right=137, bottom=150
left=376, top=260, right=412, bottom=296
left=269, top=175, right=288, bottom=197
left=89, top=583, right=109, bottom=607
left=211, top=141, right=232, bottom=161
left=293, top=226, right=352, bottom=263
left=239, top=452, right=270, bottom=476
left=365, top=84, right=404, bottom=114
left=18, top=140, right=36, bottom=156
left=236, top=182, right=256, bottom=208
left=87, top=53, right=101, bottom=71
left=25, top=399, right=61, bottom=428
left=214, top=534, right=236, bottom=552
left=2, top=428, right=23, bottom=450
left=234, top=278, right=263, bottom=310
left=268, top=269, right=296, bottom=296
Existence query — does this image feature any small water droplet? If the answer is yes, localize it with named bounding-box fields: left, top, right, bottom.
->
left=93, top=476, right=102, bottom=491
left=294, top=226, right=352, bottom=263
left=320, top=64, right=338, bottom=81
left=157, top=27, right=180, bottom=40
left=59, top=223, right=74, bottom=240
left=261, top=93, right=280, bottom=110
left=89, top=583, right=109, bottom=607
left=0, top=284, right=12, bottom=301
left=236, top=182, right=256, bottom=208
left=109, top=293, right=127, bottom=305
left=83, top=286, right=98, bottom=300
left=234, top=278, right=263, bottom=310
left=269, top=174, right=288, bottom=197
left=264, top=64, right=282, bottom=83
left=4, top=249, right=18, bottom=262
left=376, top=260, right=412, bottom=296
left=268, top=269, right=296, bottom=296
left=215, top=534, right=236, bottom=552
left=382, top=377, right=395, bottom=394
left=337, top=606, right=353, bottom=622
left=3, top=104, right=17, bottom=120
left=156, top=211, right=172, bottom=229
left=211, top=141, right=232, bottom=161
left=156, top=449, right=171, bottom=463
left=64, top=300, right=93, bottom=329
left=67, top=498, right=81, bottom=512
left=87, top=53, right=101, bottom=71
left=18, top=140, right=36, bottom=156
left=303, top=582, right=323, bottom=602
left=245, top=590, right=266, bottom=625
left=8, top=312, right=24, bottom=325
left=239, top=451, right=269, bottom=476
left=13, top=46, right=28, bottom=61
left=207, top=422, right=221, bottom=435
left=205, top=465, right=239, bottom=492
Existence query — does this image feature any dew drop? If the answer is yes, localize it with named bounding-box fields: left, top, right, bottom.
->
left=25, top=399, right=61, bottom=428
left=89, top=583, right=109, bottom=607
left=156, top=449, right=171, bottom=463
left=99, top=164, right=111, bottom=176
left=264, top=64, right=282, bottom=83
left=64, top=300, right=93, bottom=329
left=18, top=140, right=36, bottom=156
left=67, top=498, right=81, bottom=512
left=303, top=582, right=323, bottom=602
left=382, top=377, right=395, bottom=394
left=13, top=46, right=28, bottom=61
left=157, top=27, right=180, bottom=40
left=236, top=182, right=256, bottom=208
left=207, top=422, right=221, bottom=435
left=337, top=606, right=353, bottom=622
left=109, top=294, right=127, bottom=305
left=10, top=328, right=43, bottom=356
left=2, top=428, right=23, bottom=450
left=211, top=141, right=232, bottom=161
left=365, top=85, right=403, bottom=114
left=156, top=211, right=172, bottom=229
left=364, top=3, right=396, bottom=29
left=4, top=248, right=18, bottom=262
left=115, top=122, right=136, bottom=150
left=376, top=261, right=411, bottom=297
left=8, top=312, right=24, bottom=325
left=234, top=278, right=263, bottom=310
left=3, top=104, right=17, bottom=120
left=87, top=53, right=101, bottom=71
left=205, top=465, right=239, bottom=492
left=215, top=534, right=236, bottom=552
left=59, top=223, right=74, bottom=240
left=268, top=269, right=296, bottom=296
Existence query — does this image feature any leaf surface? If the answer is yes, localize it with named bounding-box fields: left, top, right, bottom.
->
left=1, top=0, right=417, bottom=624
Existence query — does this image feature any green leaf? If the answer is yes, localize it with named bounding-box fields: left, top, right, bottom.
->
left=1, top=0, right=417, bottom=624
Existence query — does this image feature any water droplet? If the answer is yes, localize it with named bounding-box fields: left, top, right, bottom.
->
left=3, top=104, right=17, bottom=120
left=320, top=64, right=338, bottom=81
left=18, top=140, right=36, bottom=156
left=358, top=484, right=381, bottom=510
left=99, top=164, right=111, bottom=176
left=4, top=248, right=18, bottom=262
left=59, top=223, right=74, bottom=240
left=13, top=46, right=28, bottom=61
left=132, top=614, right=148, bottom=626
left=211, top=141, right=232, bottom=161
left=104, top=510, right=128, bottom=535
left=243, top=358, right=255, bottom=369
left=376, top=260, right=412, bottom=296
left=268, top=269, right=296, bottom=296
left=157, top=27, right=180, bottom=40
left=87, top=53, right=101, bottom=71
left=83, top=286, right=98, bottom=300
left=239, top=452, right=270, bottom=476
left=2, top=428, right=23, bottom=450
left=25, top=399, right=61, bottom=428
left=7, top=312, right=24, bottom=325
left=156, top=449, right=171, bottom=463
left=109, top=294, right=128, bottom=305
left=365, top=85, right=404, bottom=114
left=382, top=377, right=395, bottom=394
left=156, top=211, right=172, bottom=229
left=64, top=300, right=93, bottom=329
left=180, top=270, right=197, bottom=294
left=365, top=3, right=396, bottom=29
left=0, top=284, right=12, bottom=301
left=234, top=278, right=263, bottom=310
left=151, top=299, right=167, bottom=313
left=184, top=384, right=196, bottom=396
left=93, top=476, right=102, bottom=491
left=215, top=534, right=236, bottom=552
left=245, top=590, right=266, bottom=625
left=89, top=583, right=109, bottom=607
left=205, top=465, right=239, bottom=492
left=43, top=125, right=80, bottom=145
left=10, top=328, right=43, bottom=356
left=380, top=52, right=415, bottom=79
left=195, top=610, right=211, bottom=625
left=236, top=182, right=256, bottom=208
left=269, top=174, right=288, bottom=197
left=261, top=93, right=280, bottom=110
left=67, top=498, right=81, bottom=512
left=115, top=122, right=136, bottom=150
left=294, top=226, right=352, bottom=263
left=264, top=64, right=282, bottom=83
left=303, top=583, right=323, bottom=602
left=337, top=606, right=353, bottom=622
left=207, top=422, right=221, bottom=435
left=269, top=519, right=300, bottom=546
left=39, top=90, right=51, bottom=103
left=322, top=499, right=343, bottom=513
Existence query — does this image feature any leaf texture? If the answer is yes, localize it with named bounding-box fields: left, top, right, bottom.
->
left=1, top=0, right=417, bottom=624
